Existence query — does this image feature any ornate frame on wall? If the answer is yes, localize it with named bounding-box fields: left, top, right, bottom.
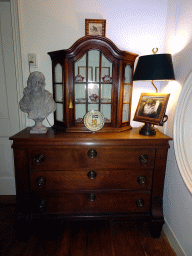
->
left=174, top=71, right=192, bottom=193
left=85, top=19, right=106, bottom=36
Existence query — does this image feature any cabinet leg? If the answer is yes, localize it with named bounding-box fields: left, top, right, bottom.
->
left=150, top=218, right=164, bottom=238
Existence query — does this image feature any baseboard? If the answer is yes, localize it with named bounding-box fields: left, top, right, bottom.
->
left=163, top=220, right=186, bottom=256
left=0, top=195, right=16, bottom=204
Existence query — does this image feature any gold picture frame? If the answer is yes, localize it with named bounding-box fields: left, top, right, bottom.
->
left=133, top=93, right=170, bottom=126
left=85, top=19, right=106, bottom=36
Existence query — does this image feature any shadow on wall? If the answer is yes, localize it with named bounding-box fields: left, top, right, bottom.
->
left=173, top=39, right=192, bottom=86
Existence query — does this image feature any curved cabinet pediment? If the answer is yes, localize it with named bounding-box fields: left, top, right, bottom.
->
left=48, top=36, right=138, bottom=132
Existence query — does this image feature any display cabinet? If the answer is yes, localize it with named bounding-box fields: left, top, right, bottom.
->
left=48, top=36, right=138, bottom=132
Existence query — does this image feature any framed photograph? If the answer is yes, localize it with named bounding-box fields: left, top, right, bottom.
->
left=133, top=93, right=170, bottom=125
left=85, top=19, right=106, bottom=36
left=78, top=66, right=93, bottom=81
left=95, top=67, right=110, bottom=81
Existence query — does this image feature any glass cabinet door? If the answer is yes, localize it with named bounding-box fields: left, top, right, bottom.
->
left=74, top=50, right=113, bottom=124
left=48, top=36, right=137, bottom=132
left=122, top=65, right=132, bottom=122
left=54, top=63, right=63, bottom=122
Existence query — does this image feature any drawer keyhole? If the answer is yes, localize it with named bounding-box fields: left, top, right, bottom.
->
left=36, top=176, right=46, bottom=188
left=87, top=149, right=97, bottom=158
left=87, top=193, right=96, bottom=201
left=39, top=199, right=46, bottom=212
left=137, top=175, right=146, bottom=186
left=136, top=198, right=144, bottom=208
left=33, top=154, right=45, bottom=166
left=87, top=170, right=97, bottom=180
left=139, top=154, right=149, bottom=164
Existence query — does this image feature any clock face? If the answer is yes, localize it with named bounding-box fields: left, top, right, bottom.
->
left=84, top=111, right=105, bottom=132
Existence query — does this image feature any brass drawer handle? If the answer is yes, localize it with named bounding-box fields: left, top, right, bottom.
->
left=87, top=193, right=96, bottom=201
left=87, top=149, right=97, bottom=158
left=39, top=199, right=46, bottom=212
left=137, top=175, right=146, bottom=186
left=139, top=154, right=149, bottom=164
left=33, top=154, right=45, bottom=166
left=87, top=170, right=97, bottom=180
left=136, top=198, right=144, bottom=208
left=36, top=176, right=46, bottom=188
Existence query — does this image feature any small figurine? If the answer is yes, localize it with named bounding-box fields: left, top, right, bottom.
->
left=102, top=75, right=112, bottom=83
left=19, top=71, right=56, bottom=133
left=75, top=74, right=84, bottom=82
left=89, top=94, right=99, bottom=102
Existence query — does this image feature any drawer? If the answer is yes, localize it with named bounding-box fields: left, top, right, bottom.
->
left=28, top=147, right=155, bottom=170
left=30, top=169, right=153, bottom=193
left=32, top=191, right=151, bottom=214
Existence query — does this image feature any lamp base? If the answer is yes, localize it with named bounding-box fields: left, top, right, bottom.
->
left=139, top=122, right=156, bottom=136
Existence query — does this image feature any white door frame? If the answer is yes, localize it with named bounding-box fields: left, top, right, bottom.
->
left=10, top=0, right=25, bottom=130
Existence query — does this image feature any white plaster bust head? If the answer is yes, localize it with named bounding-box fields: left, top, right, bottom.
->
left=19, top=71, right=56, bottom=133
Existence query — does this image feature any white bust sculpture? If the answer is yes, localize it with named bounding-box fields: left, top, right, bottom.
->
left=19, top=71, right=56, bottom=133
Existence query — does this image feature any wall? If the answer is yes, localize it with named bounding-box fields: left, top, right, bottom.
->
left=18, top=0, right=169, bottom=127
left=17, top=0, right=192, bottom=254
left=162, top=0, right=192, bottom=255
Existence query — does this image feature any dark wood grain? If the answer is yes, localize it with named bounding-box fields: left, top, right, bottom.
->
left=30, top=169, right=153, bottom=192
left=0, top=205, right=176, bottom=256
left=28, top=147, right=155, bottom=170
left=10, top=127, right=172, bottom=238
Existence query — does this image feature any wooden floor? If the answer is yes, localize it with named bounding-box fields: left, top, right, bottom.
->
left=0, top=204, right=176, bottom=256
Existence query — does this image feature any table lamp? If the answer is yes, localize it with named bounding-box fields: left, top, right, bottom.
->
left=133, top=48, right=175, bottom=135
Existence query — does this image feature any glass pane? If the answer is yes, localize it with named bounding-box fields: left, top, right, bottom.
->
left=77, top=66, right=93, bottom=82
left=123, top=85, right=131, bottom=103
left=88, top=50, right=100, bottom=82
left=55, top=84, right=63, bottom=102
left=122, top=104, right=129, bottom=122
left=124, top=65, right=132, bottom=83
left=56, top=103, right=63, bottom=121
left=74, top=54, right=86, bottom=82
left=101, top=104, right=111, bottom=122
left=101, top=84, right=112, bottom=103
left=55, top=63, right=62, bottom=83
left=88, top=84, right=99, bottom=103
left=101, top=53, right=112, bottom=83
left=88, top=104, right=99, bottom=111
left=75, top=104, right=86, bottom=122
left=75, top=84, right=86, bottom=103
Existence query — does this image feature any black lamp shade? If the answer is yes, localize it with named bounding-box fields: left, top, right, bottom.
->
left=133, top=54, right=175, bottom=81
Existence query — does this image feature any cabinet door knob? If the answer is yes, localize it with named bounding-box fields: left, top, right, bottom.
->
left=36, top=176, right=46, bottom=188
left=136, top=198, right=144, bottom=208
left=33, top=154, right=45, bottom=166
left=137, top=175, right=146, bottom=186
left=87, top=149, right=97, bottom=158
left=87, top=170, right=97, bottom=179
left=87, top=193, right=96, bottom=201
left=139, top=154, right=149, bottom=164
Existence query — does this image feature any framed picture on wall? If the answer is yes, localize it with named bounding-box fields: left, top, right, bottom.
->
left=133, top=93, right=170, bottom=125
left=85, top=19, right=106, bottom=36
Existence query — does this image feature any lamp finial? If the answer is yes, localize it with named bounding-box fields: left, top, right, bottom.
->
left=152, top=48, right=158, bottom=54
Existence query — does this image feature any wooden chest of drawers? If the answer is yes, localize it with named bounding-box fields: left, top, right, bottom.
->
left=10, top=127, right=172, bottom=238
